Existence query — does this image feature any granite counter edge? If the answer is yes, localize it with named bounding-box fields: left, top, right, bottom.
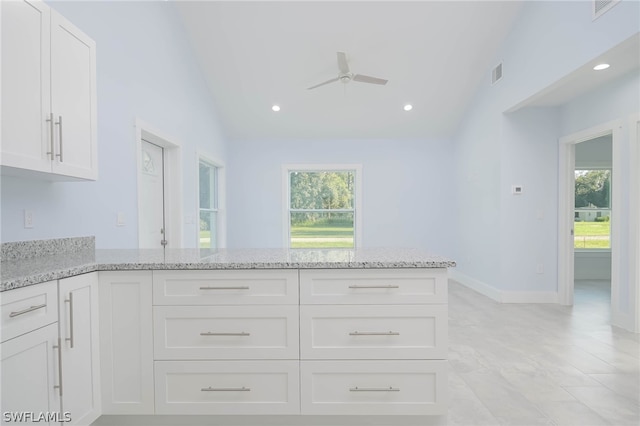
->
left=1, top=260, right=456, bottom=292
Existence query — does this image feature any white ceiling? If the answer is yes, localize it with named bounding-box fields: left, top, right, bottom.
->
left=175, top=2, right=640, bottom=142
left=175, top=1, right=525, bottom=141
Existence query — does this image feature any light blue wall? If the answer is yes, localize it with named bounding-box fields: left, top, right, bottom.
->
left=1, top=1, right=226, bottom=248
left=226, top=138, right=455, bottom=257
left=452, top=0, right=639, bottom=294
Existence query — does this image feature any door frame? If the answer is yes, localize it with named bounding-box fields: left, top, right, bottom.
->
left=631, top=113, right=640, bottom=332
left=135, top=119, right=182, bottom=248
left=558, top=119, right=622, bottom=317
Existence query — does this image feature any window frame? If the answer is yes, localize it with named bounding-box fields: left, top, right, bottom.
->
left=282, top=164, right=362, bottom=249
left=197, top=155, right=225, bottom=249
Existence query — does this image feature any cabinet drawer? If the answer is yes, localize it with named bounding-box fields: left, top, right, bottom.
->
left=154, top=305, right=299, bottom=360
left=1, top=281, right=58, bottom=343
left=300, top=305, right=447, bottom=360
left=153, top=270, right=298, bottom=305
left=301, top=360, right=447, bottom=415
left=154, top=360, right=300, bottom=415
left=300, top=268, right=447, bottom=305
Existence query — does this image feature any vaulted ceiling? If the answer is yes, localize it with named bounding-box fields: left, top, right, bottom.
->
left=176, top=1, right=639, bottom=143
left=175, top=1, right=525, bottom=141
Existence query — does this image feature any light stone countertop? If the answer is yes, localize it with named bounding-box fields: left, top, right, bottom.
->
left=0, top=247, right=456, bottom=292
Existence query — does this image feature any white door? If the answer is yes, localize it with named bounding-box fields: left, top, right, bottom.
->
left=139, top=140, right=166, bottom=248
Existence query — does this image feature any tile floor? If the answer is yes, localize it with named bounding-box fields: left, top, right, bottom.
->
left=447, top=279, right=639, bottom=426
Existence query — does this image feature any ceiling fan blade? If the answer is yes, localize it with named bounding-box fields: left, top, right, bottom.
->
left=337, top=52, right=350, bottom=74
left=353, top=74, right=388, bottom=85
left=307, top=77, right=340, bottom=90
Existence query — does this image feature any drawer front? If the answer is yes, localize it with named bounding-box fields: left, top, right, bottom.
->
left=300, top=305, right=447, bottom=360
left=154, top=305, right=299, bottom=360
left=1, top=281, right=58, bottom=343
left=154, top=360, right=300, bottom=415
left=300, top=360, right=447, bottom=415
left=153, top=270, right=298, bottom=305
left=300, top=268, right=447, bottom=305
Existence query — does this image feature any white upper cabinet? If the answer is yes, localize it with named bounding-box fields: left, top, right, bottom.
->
left=1, top=0, right=97, bottom=181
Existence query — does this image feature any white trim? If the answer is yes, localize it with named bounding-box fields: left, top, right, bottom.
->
left=631, top=113, right=640, bottom=332
left=135, top=119, right=183, bottom=248
left=448, top=270, right=501, bottom=302
left=196, top=152, right=226, bottom=249
left=282, top=164, right=363, bottom=249
left=449, top=270, right=558, bottom=303
left=558, top=119, right=624, bottom=322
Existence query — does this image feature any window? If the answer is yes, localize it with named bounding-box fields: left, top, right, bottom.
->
left=574, top=169, right=611, bottom=249
left=285, top=165, right=361, bottom=249
left=199, top=159, right=218, bottom=249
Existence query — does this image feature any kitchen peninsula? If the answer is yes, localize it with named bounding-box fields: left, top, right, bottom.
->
left=1, top=238, right=455, bottom=425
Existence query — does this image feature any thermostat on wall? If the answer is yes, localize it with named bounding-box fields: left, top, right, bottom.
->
left=512, top=185, right=523, bottom=195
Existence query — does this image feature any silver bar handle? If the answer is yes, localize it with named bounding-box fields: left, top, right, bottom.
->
left=46, top=113, right=55, bottom=160
left=349, top=331, right=400, bottom=336
left=199, top=286, right=250, bottom=290
left=9, top=303, right=47, bottom=318
left=53, top=338, right=63, bottom=396
left=201, top=387, right=251, bottom=392
left=65, top=293, right=74, bottom=349
left=55, top=115, right=63, bottom=162
left=200, top=332, right=250, bottom=336
left=348, top=285, right=399, bottom=289
left=349, top=386, right=400, bottom=392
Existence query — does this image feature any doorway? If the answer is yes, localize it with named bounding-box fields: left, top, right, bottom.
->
left=136, top=120, right=182, bottom=249
left=558, top=120, right=621, bottom=322
left=573, top=136, right=613, bottom=322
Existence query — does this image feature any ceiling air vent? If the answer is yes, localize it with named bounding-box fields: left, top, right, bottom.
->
left=593, top=0, right=620, bottom=20
left=492, top=62, right=503, bottom=85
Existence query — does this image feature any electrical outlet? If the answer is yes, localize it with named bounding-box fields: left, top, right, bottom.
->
left=24, top=210, right=34, bottom=228
left=536, top=263, right=544, bottom=274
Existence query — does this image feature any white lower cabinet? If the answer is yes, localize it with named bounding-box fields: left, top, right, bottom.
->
left=98, top=271, right=154, bottom=414
left=96, top=267, right=449, bottom=422
left=0, top=323, right=61, bottom=425
left=154, top=360, right=300, bottom=415
left=1, top=275, right=100, bottom=425
left=58, top=273, right=101, bottom=425
left=153, top=305, right=299, bottom=360
left=300, top=360, right=448, bottom=415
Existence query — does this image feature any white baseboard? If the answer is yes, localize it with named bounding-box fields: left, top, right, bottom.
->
left=612, top=310, right=639, bottom=333
left=449, top=270, right=559, bottom=304
left=448, top=270, right=501, bottom=302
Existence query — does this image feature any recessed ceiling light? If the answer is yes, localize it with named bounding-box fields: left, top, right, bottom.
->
left=593, top=63, right=610, bottom=71
left=272, top=105, right=281, bottom=112
left=403, top=104, right=413, bottom=111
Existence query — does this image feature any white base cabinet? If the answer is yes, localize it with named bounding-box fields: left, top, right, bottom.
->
left=98, top=271, right=154, bottom=415
left=154, top=360, right=300, bottom=415
left=58, top=273, right=101, bottom=425
left=0, top=275, right=100, bottom=425
left=300, top=360, right=447, bottom=415
left=1, top=323, right=61, bottom=426
left=97, top=267, right=449, bottom=422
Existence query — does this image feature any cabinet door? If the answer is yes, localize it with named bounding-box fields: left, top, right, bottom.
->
left=50, top=10, right=97, bottom=180
left=0, top=0, right=52, bottom=173
left=58, top=273, right=101, bottom=425
left=98, top=271, right=154, bottom=414
left=1, top=323, right=61, bottom=425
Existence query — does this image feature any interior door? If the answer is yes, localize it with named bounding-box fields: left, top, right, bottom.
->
left=139, top=140, right=166, bottom=248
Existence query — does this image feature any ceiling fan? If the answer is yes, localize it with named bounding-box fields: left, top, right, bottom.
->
left=307, top=52, right=388, bottom=90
